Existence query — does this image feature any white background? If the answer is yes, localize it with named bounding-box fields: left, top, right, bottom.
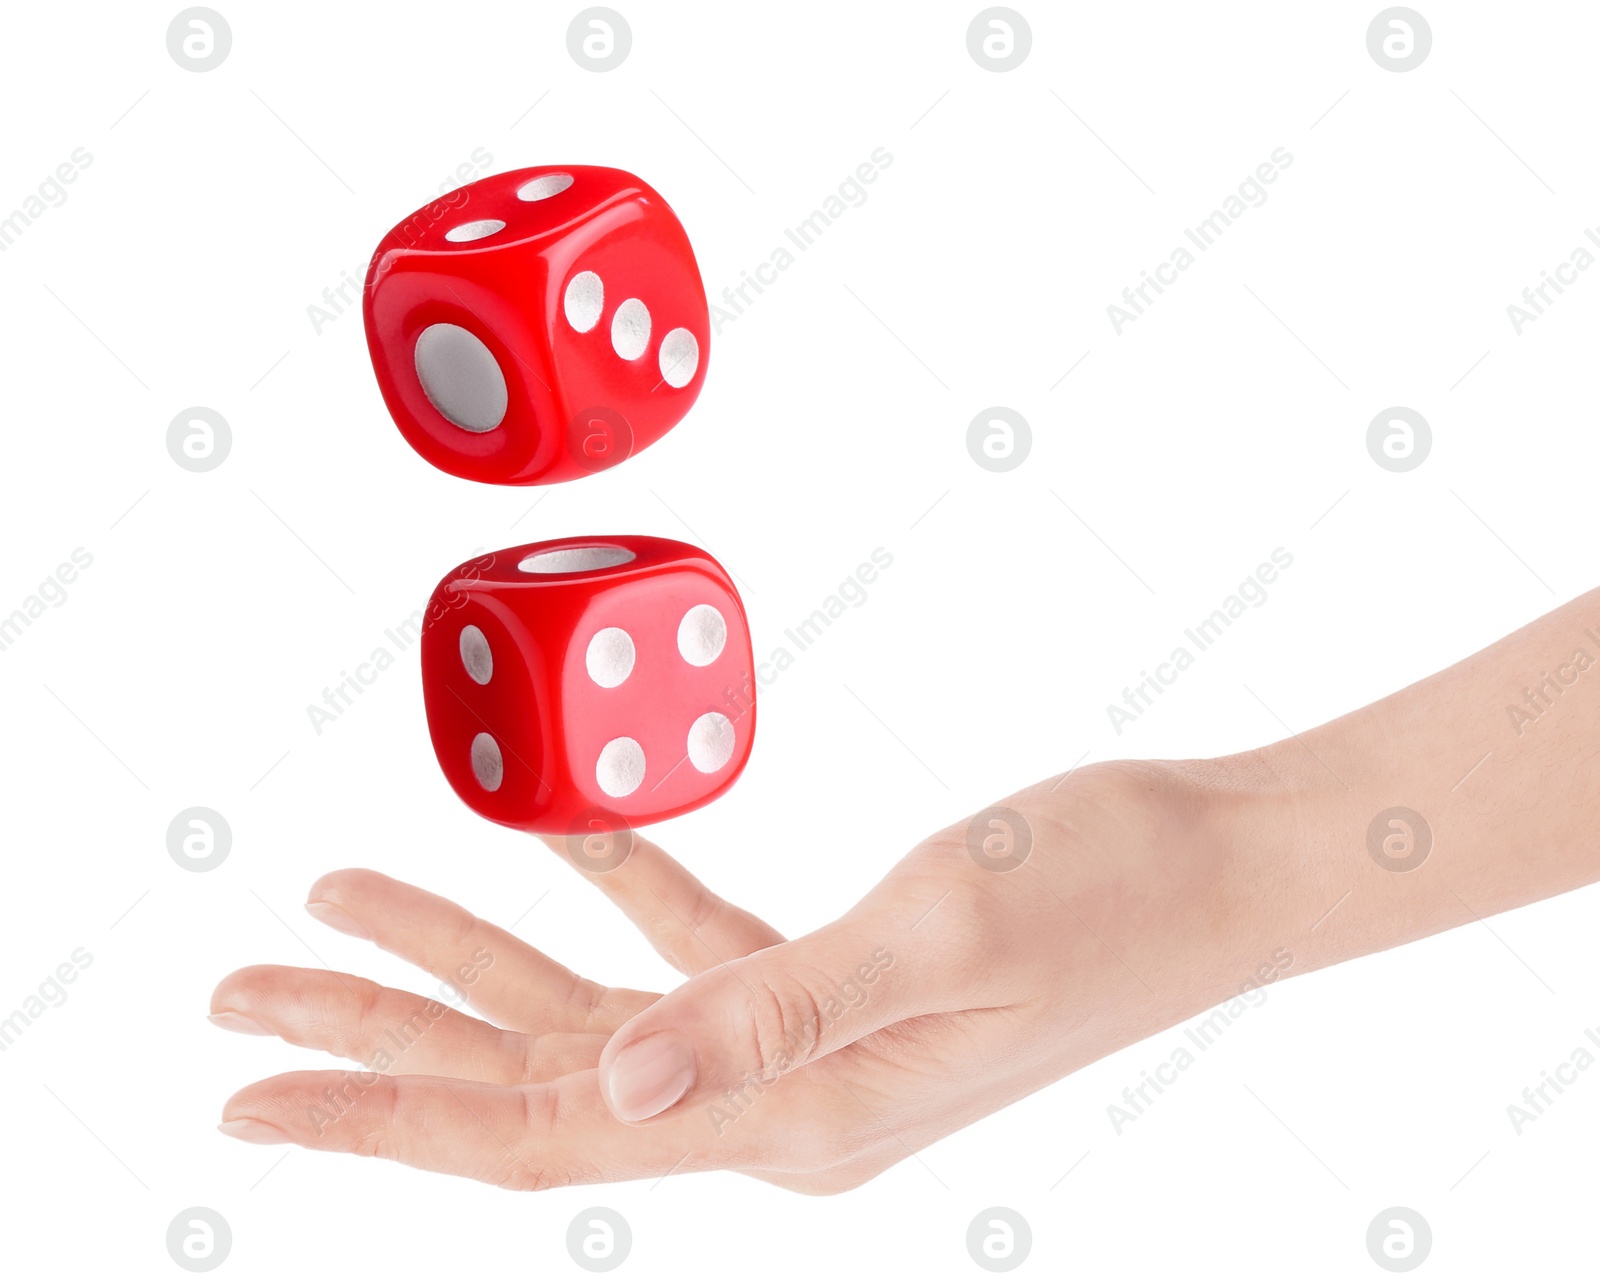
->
left=2, top=0, right=1598, bottom=1274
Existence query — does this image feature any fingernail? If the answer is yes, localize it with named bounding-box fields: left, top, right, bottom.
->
left=208, top=1011, right=271, bottom=1036
left=217, top=1118, right=290, bottom=1145
left=305, top=900, right=370, bottom=939
left=605, top=1030, right=696, bottom=1122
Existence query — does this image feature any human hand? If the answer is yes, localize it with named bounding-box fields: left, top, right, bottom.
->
left=214, top=759, right=1267, bottom=1192
left=216, top=570, right=1600, bottom=1194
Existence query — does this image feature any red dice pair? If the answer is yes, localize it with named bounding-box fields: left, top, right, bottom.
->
left=363, top=164, right=710, bottom=485
left=367, top=166, right=752, bottom=832
left=419, top=536, right=756, bottom=835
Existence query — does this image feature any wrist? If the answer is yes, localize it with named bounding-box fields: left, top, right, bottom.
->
left=1188, top=742, right=1406, bottom=986
left=1137, top=749, right=1323, bottom=1007
left=1029, top=753, right=1308, bottom=1008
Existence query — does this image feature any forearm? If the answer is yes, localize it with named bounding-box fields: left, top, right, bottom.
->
left=1223, top=586, right=1600, bottom=978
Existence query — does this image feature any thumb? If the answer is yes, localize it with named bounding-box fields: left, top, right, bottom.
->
left=596, top=906, right=967, bottom=1123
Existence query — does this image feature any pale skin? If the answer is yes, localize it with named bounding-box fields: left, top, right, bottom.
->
left=214, top=587, right=1600, bottom=1192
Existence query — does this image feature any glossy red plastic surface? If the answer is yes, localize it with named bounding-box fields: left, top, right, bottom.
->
left=364, top=165, right=710, bottom=485
left=420, top=536, right=755, bottom=833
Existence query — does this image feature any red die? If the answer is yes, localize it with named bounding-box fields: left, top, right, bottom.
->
left=363, top=165, right=710, bottom=485
left=420, top=536, right=755, bottom=833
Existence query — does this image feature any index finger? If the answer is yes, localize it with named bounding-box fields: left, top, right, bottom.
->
left=306, top=868, right=657, bottom=1035
left=538, top=828, right=784, bottom=976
